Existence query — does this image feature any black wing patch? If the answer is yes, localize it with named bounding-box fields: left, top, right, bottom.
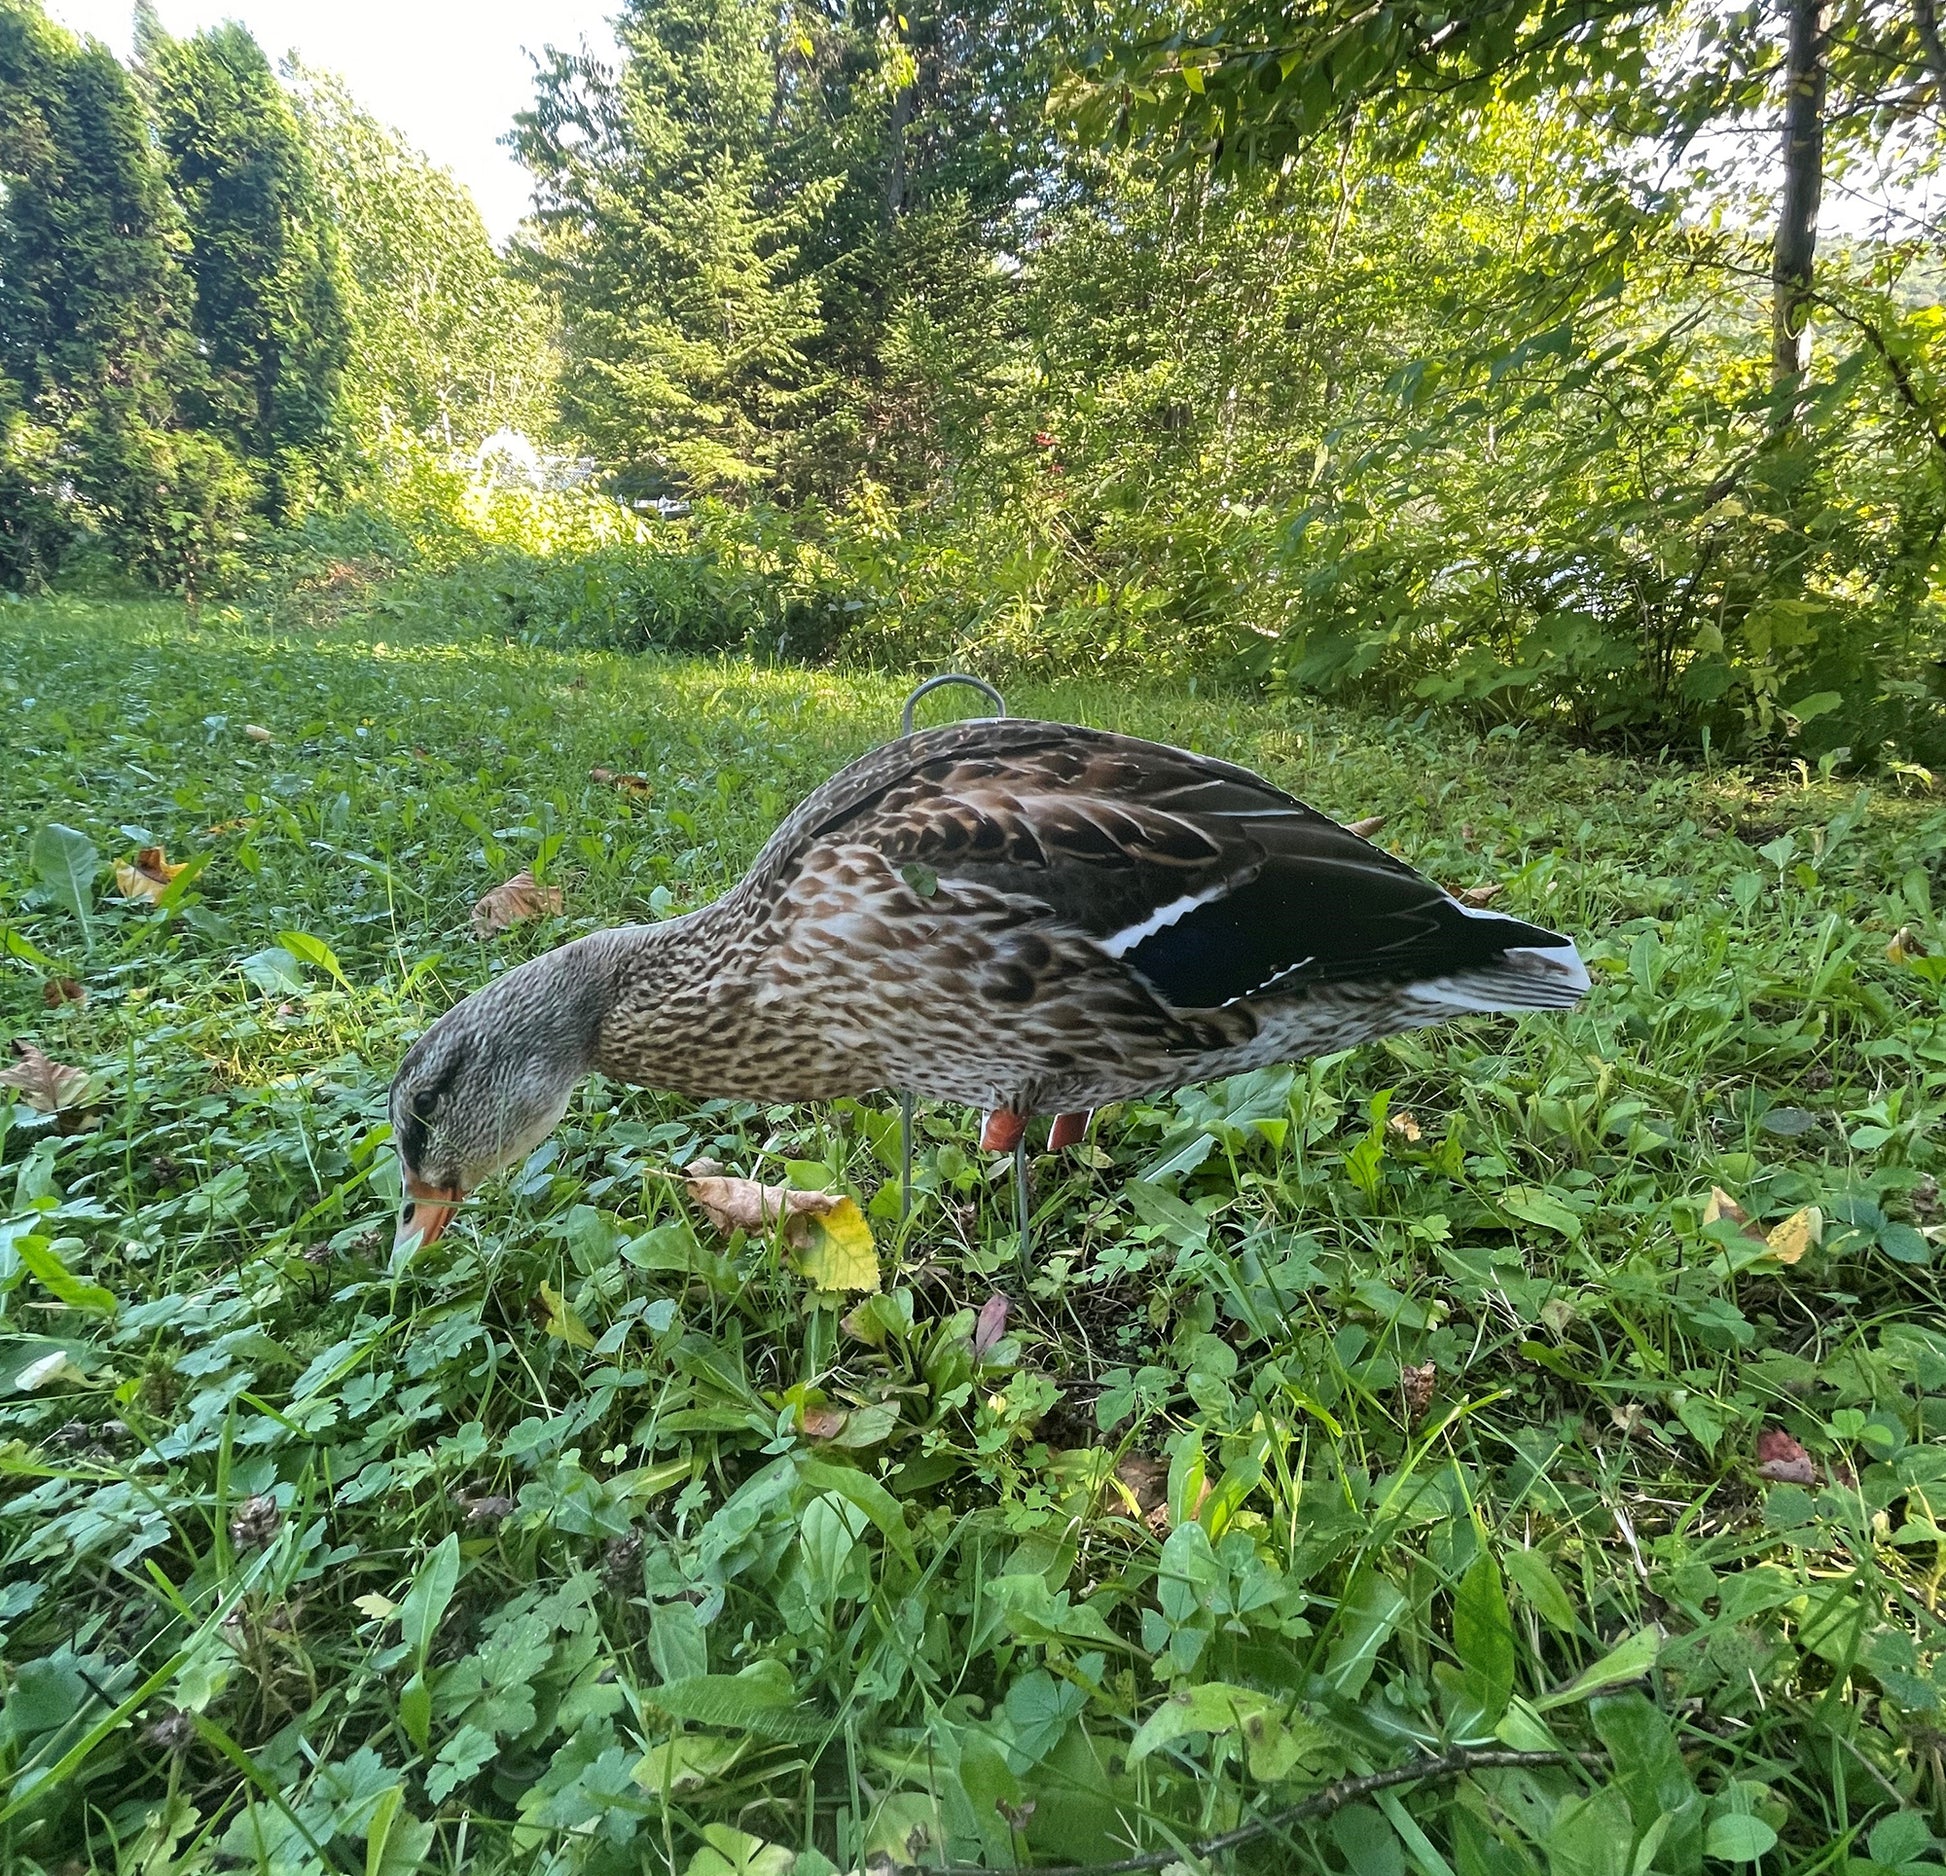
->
left=1120, top=860, right=1570, bottom=1009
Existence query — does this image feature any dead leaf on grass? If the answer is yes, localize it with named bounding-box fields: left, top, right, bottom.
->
left=1109, top=1453, right=1168, bottom=1528
left=1755, top=1427, right=1817, bottom=1485
left=679, top=1168, right=880, bottom=1293
left=1887, top=925, right=1928, bottom=963
left=243, top=724, right=273, bottom=743
left=1386, top=1108, right=1422, bottom=1142
left=42, top=977, right=86, bottom=1009
left=1401, top=1361, right=1436, bottom=1422
left=470, top=870, right=564, bottom=937
left=114, top=847, right=188, bottom=903
left=1, top=1039, right=91, bottom=1113
left=1341, top=814, right=1386, bottom=839
left=1762, top=1206, right=1822, bottom=1265
left=589, top=766, right=653, bottom=795
left=971, top=1293, right=1011, bottom=1361
left=1457, top=883, right=1504, bottom=907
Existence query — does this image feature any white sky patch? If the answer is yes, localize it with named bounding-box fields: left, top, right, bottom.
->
left=46, top=0, right=621, bottom=246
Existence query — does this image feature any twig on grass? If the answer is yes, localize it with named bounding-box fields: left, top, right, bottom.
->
left=918, top=1746, right=1604, bottom=1876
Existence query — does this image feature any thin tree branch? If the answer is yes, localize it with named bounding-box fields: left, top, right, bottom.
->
left=920, top=1747, right=1602, bottom=1876
left=1916, top=0, right=1946, bottom=90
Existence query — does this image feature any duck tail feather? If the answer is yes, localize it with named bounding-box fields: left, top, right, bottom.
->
left=1407, top=942, right=1590, bottom=1015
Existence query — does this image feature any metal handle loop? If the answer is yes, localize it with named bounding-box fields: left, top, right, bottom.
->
left=900, top=673, right=1007, bottom=737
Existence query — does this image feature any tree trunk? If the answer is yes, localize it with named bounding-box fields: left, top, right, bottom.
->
left=1771, top=0, right=1829, bottom=402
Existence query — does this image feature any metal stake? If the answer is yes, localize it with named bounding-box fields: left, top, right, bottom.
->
left=893, top=674, right=1007, bottom=1228
left=899, top=1089, right=915, bottom=1220
left=1014, top=1132, right=1031, bottom=1266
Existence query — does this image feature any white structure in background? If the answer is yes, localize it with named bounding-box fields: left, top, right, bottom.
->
left=472, top=427, right=598, bottom=493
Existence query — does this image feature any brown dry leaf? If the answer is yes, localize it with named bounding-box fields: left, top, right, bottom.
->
left=1755, top=1427, right=1817, bottom=1485
left=1401, top=1362, right=1436, bottom=1422
left=1108, top=1453, right=1169, bottom=1531
left=42, top=977, right=86, bottom=1009
left=683, top=1173, right=842, bottom=1243
left=798, top=1405, right=849, bottom=1440
left=1887, top=925, right=1928, bottom=963
left=1609, top=1403, right=1646, bottom=1437
left=470, top=870, right=564, bottom=938
left=1457, top=883, right=1504, bottom=907
left=971, top=1292, right=1011, bottom=1362
left=589, top=766, right=653, bottom=795
left=1386, top=1109, right=1422, bottom=1142
left=1, top=1039, right=90, bottom=1113
left=1762, top=1206, right=1822, bottom=1266
left=243, top=724, right=273, bottom=743
left=1341, top=814, right=1386, bottom=839
left=1702, top=1186, right=1767, bottom=1244
left=114, top=847, right=188, bottom=903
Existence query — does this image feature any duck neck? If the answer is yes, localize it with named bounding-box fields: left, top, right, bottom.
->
left=582, top=906, right=766, bottom=1098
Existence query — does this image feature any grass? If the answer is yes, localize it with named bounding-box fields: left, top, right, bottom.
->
left=1, top=587, right=1944, bottom=1876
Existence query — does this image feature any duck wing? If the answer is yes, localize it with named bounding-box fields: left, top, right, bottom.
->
left=745, top=719, right=1583, bottom=1014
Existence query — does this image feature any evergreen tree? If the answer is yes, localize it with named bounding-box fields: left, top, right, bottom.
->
left=147, top=21, right=350, bottom=516
left=0, top=0, right=249, bottom=590
left=516, top=0, right=839, bottom=494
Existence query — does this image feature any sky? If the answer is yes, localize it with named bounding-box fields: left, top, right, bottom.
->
left=45, top=0, right=621, bottom=244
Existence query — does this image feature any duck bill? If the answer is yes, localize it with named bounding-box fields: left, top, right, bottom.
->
left=397, top=1178, right=463, bottom=1253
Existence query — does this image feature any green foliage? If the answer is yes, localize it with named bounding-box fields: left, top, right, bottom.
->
left=146, top=20, right=350, bottom=518
left=4, top=592, right=1946, bottom=1871
left=292, top=65, right=557, bottom=451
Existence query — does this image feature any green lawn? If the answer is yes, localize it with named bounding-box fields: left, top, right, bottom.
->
left=2, top=591, right=1944, bottom=1876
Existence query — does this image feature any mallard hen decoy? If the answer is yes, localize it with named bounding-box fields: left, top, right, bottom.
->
left=389, top=718, right=1588, bottom=1251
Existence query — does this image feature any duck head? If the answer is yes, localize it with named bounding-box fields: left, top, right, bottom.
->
left=388, top=936, right=618, bottom=1251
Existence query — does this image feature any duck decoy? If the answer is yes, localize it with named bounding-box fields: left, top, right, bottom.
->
left=388, top=716, right=1589, bottom=1257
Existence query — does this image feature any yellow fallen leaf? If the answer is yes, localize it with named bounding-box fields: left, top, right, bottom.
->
left=1386, top=1109, right=1422, bottom=1142
left=353, top=1592, right=398, bottom=1621
left=470, top=870, right=564, bottom=937
left=679, top=1169, right=879, bottom=1292
left=788, top=1198, right=880, bottom=1295
left=538, top=1281, right=596, bottom=1348
left=1762, top=1206, right=1822, bottom=1265
left=1887, top=926, right=1928, bottom=963
left=114, top=847, right=188, bottom=903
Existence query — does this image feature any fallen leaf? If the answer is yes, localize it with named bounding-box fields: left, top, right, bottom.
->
left=1702, top=1186, right=1766, bottom=1244
left=458, top=1493, right=515, bottom=1526
left=1, top=1039, right=90, bottom=1113
left=798, top=1404, right=849, bottom=1440
left=1401, top=1361, right=1436, bottom=1421
left=537, top=1281, right=596, bottom=1348
left=1457, top=883, right=1504, bottom=907
left=1109, top=1453, right=1168, bottom=1523
left=971, top=1292, right=1011, bottom=1361
left=589, top=766, right=653, bottom=795
left=1887, top=925, right=1928, bottom=963
left=1342, top=814, right=1386, bottom=838
left=684, top=1174, right=844, bottom=1238
left=1609, top=1403, right=1646, bottom=1437
left=791, top=1200, right=879, bottom=1294
left=41, top=977, right=86, bottom=1009
left=1762, top=1205, right=1822, bottom=1265
left=353, top=1592, right=398, bottom=1621
left=470, top=870, right=564, bottom=937
left=243, top=724, right=273, bottom=743
left=114, top=847, right=188, bottom=903
left=1756, top=1427, right=1816, bottom=1485
left=684, top=1156, right=726, bottom=1180
left=1386, top=1108, right=1422, bottom=1142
